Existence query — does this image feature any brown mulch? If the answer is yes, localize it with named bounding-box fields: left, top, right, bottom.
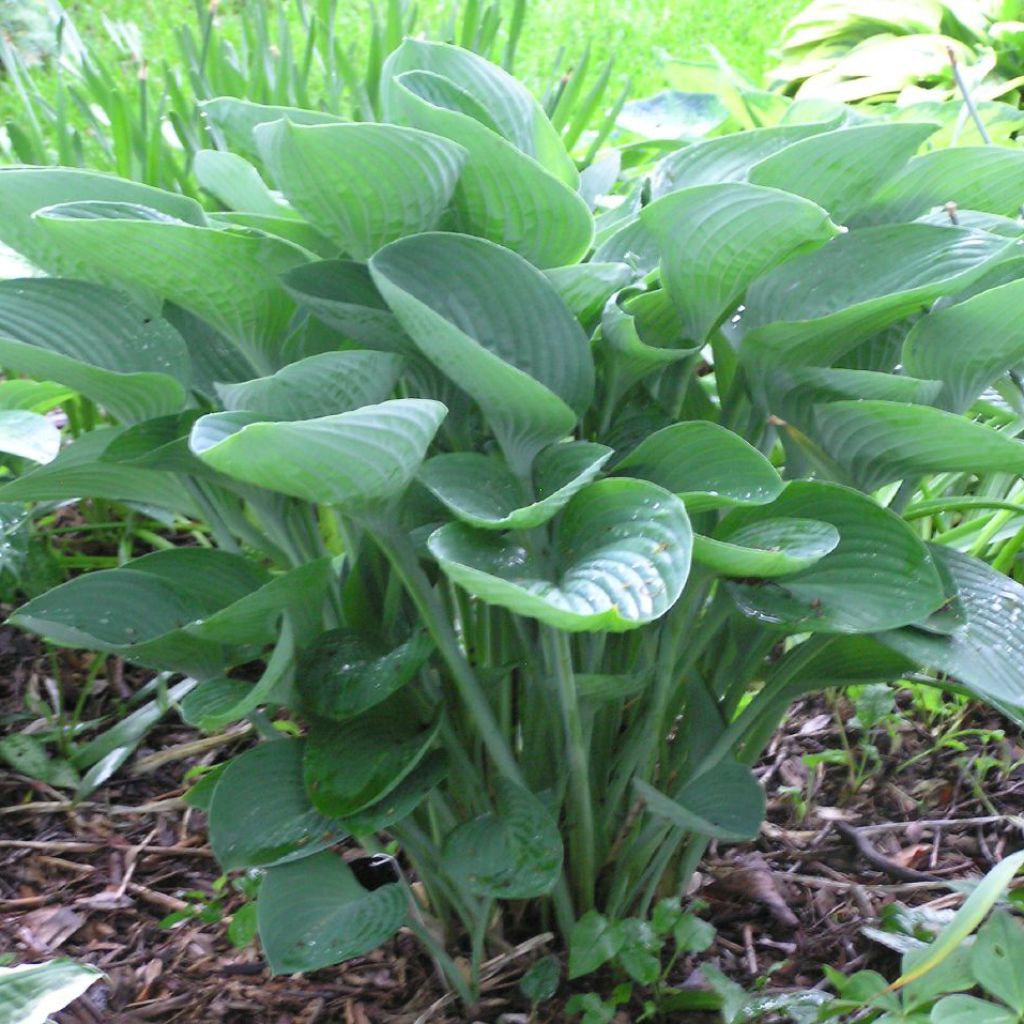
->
left=2, top=633, right=1024, bottom=1022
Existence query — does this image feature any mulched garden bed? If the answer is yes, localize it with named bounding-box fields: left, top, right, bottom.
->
left=2, top=628, right=1023, bottom=1023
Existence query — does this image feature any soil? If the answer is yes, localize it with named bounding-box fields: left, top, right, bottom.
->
left=2, top=629, right=1023, bottom=1023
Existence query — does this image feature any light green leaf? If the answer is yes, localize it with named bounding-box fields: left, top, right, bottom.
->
left=694, top=518, right=840, bottom=578
left=970, top=912, right=1024, bottom=1014
left=198, top=97, right=342, bottom=162
left=371, top=232, right=592, bottom=472
left=748, top=122, right=937, bottom=222
left=0, top=380, right=73, bottom=413
left=615, top=421, right=783, bottom=513
left=931, top=995, right=1017, bottom=1024
left=544, top=263, right=633, bottom=325
left=303, top=692, right=439, bottom=818
left=568, top=910, right=625, bottom=980
left=442, top=778, right=563, bottom=898
left=0, top=411, right=59, bottom=464
left=216, top=351, right=404, bottom=421
left=190, top=399, right=446, bottom=507
left=194, top=149, right=293, bottom=218
left=34, top=201, right=311, bottom=371
left=258, top=851, right=406, bottom=974
left=0, top=959, right=103, bottom=1024
left=0, top=734, right=79, bottom=789
left=635, top=760, right=765, bottom=840
left=0, top=278, right=189, bottom=422
left=642, top=183, right=837, bottom=344
left=256, top=119, right=466, bottom=259
left=420, top=441, right=612, bottom=530
left=903, top=279, right=1024, bottom=413
left=429, top=478, right=692, bottom=632
left=724, top=481, right=945, bottom=633
left=209, top=740, right=347, bottom=870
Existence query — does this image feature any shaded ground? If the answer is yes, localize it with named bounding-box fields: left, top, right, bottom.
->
left=2, top=636, right=1023, bottom=1023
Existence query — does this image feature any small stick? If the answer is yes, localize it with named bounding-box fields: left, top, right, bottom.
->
left=0, top=839, right=213, bottom=858
left=947, top=45, right=991, bottom=144
left=0, top=797, right=185, bottom=817
left=857, top=815, right=1021, bottom=835
left=835, top=821, right=941, bottom=883
left=778, top=872, right=952, bottom=894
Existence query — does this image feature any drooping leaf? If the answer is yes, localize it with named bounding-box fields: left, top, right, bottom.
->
left=694, top=518, right=840, bottom=578
left=256, top=119, right=466, bottom=259
left=198, top=97, right=341, bottom=162
left=209, top=740, right=348, bottom=870
left=429, top=478, right=692, bottom=632
left=257, top=851, right=406, bottom=974
left=194, top=149, right=293, bottom=218
left=190, top=399, right=446, bottom=508
left=544, top=263, right=634, bottom=326
left=443, top=778, right=563, bottom=898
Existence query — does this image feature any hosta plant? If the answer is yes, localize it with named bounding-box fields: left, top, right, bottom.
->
left=4, top=40, right=1024, bottom=1006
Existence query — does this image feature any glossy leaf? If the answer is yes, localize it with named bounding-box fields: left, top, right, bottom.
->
left=198, top=97, right=341, bottom=162
left=694, top=518, right=840, bottom=578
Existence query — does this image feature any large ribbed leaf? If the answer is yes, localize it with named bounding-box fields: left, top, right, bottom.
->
left=813, top=401, right=1024, bottom=490
left=190, top=399, right=445, bottom=507
left=442, top=778, right=563, bottom=898
left=8, top=548, right=271, bottom=673
left=635, top=761, right=764, bottom=841
left=857, top=147, right=1024, bottom=225
left=0, top=427, right=198, bottom=513
left=282, top=261, right=412, bottom=354
left=380, top=39, right=576, bottom=186
left=194, top=149, right=292, bottom=218
left=615, top=421, right=783, bottom=513
left=0, top=959, right=103, bottom=1024
left=649, top=119, right=838, bottom=198
left=741, top=225, right=1015, bottom=370
left=381, top=64, right=591, bottom=267
left=255, top=120, right=466, bottom=259
left=0, top=279, right=189, bottom=422
left=216, top=352, right=404, bottom=421
left=693, top=518, right=840, bottom=578
left=428, top=479, right=692, bottom=632
left=420, top=441, right=612, bottom=530
left=724, top=481, right=945, bottom=633
left=878, top=547, right=1024, bottom=712
left=303, top=692, right=439, bottom=818
left=0, top=166, right=204, bottom=277
left=199, top=97, right=342, bottom=162
left=643, top=183, right=837, bottom=344
left=371, top=233, right=592, bottom=473
left=545, top=263, right=633, bottom=325
left=0, top=411, right=59, bottom=464
left=748, top=122, right=937, bottom=222
left=258, top=851, right=406, bottom=974
left=902, top=279, right=1024, bottom=413
left=34, top=202, right=310, bottom=372
left=209, top=740, right=347, bottom=870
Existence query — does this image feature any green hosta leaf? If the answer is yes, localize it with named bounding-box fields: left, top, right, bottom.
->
left=380, top=39, right=577, bottom=185
left=178, top=677, right=253, bottom=729
left=970, top=913, right=1024, bottom=1014
left=282, top=261, right=412, bottom=354
left=430, top=479, right=692, bottom=632
left=420, top=441, right=612, bottom=530
left=742, top=224, right=1015, bottom=371
left=198, top=97, right=342, bottom=162
left=569, top=910, right=625, bottom=979
left=0, top=279, right=189, bottom=422
left=443, top=778, right=563, bottom=898
left=339, top=751, right=447, bottom=833
left=903, top=279, right=1024, bottom=413
left=858, top=147, right=1024, bottom=225
left=813, top=401, right=1024, bottom=490
left=371, top=233, right=592, bottom=472
left=297, top=629, right=433, bottom=722
left=0, top=166, right=204, bottom=277
left=747, top=122, right=937, bottom=222
left=0, top=734, right=79, bottom=789
left=190, top=399, right=446, bottom=508
left=216, top=352, right=404, bottom=421
left=303, top=692, right=440, bottom=818
left=931, top=995, right=1017, bottom=1024
left=0, top=380, right=72, bottom=413
left=544, top=263, right=633, bottom=326
left=381, top=53, right=592, bottom=266
left=210, top=741, right=347, bottom=870
left=98, top=411, right=206, bottom=474
left=34, top=202, right=310, bottom=371
left=255, top=120, right=466, bottom=259
left=615, top=421, right=783, bottom=513
left=635, top=760, right=765, bottom=840
left=643, top=183, right=837, bottom=344
left=0, top=411, right=59, bottom=464
left=0, top=427, right=198, bottom=513
left=0, top=959, right=103, bottom=1024
left=878, top=546, right=1024, bottom=712
left=724, top=481, right=945, bottom=633
left=8, top=548, right=271, bottom=674
left=209, top=210, right=334, bottom=256
left=649, top=119, right=838, bottom=198
left=194, top=149, right=293, bottom=218
left=694, top=518, right=840, bottom=578
left=258, top=851, right=406, bottom=974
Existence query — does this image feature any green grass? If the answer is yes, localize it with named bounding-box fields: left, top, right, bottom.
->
left=45, top=0, right=803, bottom=100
